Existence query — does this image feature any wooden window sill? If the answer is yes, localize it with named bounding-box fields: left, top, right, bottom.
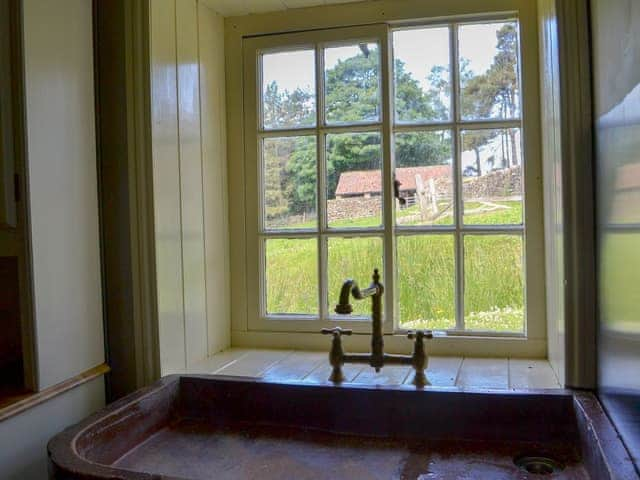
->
left=183, top=349, right=561, bottom=390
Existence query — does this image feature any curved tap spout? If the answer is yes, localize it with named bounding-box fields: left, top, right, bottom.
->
left=334, top=269, right=383, bottom=315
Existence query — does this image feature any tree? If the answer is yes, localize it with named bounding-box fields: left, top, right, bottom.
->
left=262, top=30, right=522, bottom=219
left=458, top=23, right=520, bottom=175
left=323, top=52, right=450, bottom=197
left=263, top=139, right=291, bottom=222
left=286, top=137, right=317, bottom=214
left=263, top=81, right=315, bottom=129
left=325, top=48, right=380, bottom=123
left=459, top=59, right=497, bottom=176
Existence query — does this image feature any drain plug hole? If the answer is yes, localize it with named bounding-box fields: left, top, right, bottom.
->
left=514, top=455, right=563, bottom=476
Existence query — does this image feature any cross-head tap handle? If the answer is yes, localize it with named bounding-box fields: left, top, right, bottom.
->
left=407, top=330, right=434, bottom=341
left=321, top=326, right=353, bottom=337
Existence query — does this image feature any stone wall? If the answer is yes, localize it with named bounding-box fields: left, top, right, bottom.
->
left=463, top=166, right=522, bottom=200
left=328, top=196, right=381, bottom=223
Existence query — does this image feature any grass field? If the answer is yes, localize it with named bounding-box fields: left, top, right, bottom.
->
left=265, top=201, right=525, bottom=332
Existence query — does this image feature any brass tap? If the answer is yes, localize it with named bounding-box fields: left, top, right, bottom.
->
left=322, top=269, right=433, bottom=387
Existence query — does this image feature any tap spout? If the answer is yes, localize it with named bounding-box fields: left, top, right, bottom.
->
left=334, top=269, right=383, bottom=315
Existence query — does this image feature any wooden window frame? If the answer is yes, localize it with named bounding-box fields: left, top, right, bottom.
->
left=228, top=0, right=546, bottom=357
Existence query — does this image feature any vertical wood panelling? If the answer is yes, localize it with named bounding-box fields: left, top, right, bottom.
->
left=538, top=0, right=566, bottom=385
left=198, top=4, right=230, bottom=354
left=176, top=0, right=208, bottom=367
left=22, top=0, right=104, bottom=389
left=150, top=0, right=186, bottom=374
left=151, top=0, right=230, bottom=372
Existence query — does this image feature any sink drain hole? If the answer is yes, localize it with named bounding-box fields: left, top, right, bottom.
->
left=514, top=455, right=563, bottom=475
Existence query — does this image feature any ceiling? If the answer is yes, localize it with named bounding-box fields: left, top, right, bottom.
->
left=201, top=0, right=365, bottom=17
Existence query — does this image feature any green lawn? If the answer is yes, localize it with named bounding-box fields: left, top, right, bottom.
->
left=265, top=201, right=525, bottom=332
left=396, top=200, right=522, bottom=226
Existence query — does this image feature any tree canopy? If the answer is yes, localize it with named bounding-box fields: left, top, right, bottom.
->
left=263, top=23, right=520, bottom=223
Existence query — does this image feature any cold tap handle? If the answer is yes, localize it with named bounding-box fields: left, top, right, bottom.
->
left=321, top=327, right=353, bottom=337
left=407, top=330, right=433, bottom=341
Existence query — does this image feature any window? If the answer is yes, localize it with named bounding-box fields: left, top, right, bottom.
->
left=242, top=17, right=540, bottom=340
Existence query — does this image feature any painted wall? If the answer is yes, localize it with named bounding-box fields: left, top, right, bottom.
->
left=591, top=0, right=640, bottom=470
left=199, top=4, right=231, bottom=355
left=22, top=0, right=105, bottom=389
left=537, top=0, right=566, bottom=385
left=0, top=0, right=106, bottom=478
left=0, top=378, right=104, bottom=480
left=150, top=0, right=229, bottom=374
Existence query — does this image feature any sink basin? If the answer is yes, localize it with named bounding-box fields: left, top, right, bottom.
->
left=48, top=375, right=637, bottom=479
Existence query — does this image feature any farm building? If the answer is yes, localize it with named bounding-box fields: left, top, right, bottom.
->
left=334, top=165, right=451, bottom=199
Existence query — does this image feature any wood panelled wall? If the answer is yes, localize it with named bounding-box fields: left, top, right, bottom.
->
left=150, top=0, right=229, bottom=374
left=538, top=0, right=566, bottom=385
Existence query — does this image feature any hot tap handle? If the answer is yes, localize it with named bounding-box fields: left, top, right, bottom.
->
left=407, top=330, right=433, bottom=341
left=321, top=327, right=353, bottom=337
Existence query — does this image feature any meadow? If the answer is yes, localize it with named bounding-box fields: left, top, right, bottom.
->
left=265, top=201, right=525, bottom=332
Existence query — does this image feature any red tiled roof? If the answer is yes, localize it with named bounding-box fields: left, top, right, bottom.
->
left=335, top=165, right=451, bottom=196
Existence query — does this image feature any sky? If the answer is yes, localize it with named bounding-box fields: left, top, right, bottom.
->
left=261, top=22, right=514, bottom=97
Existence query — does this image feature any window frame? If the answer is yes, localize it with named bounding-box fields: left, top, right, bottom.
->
left=233, top=2, right=546, bottom=356
left=244, top=25, right=392, bottom=334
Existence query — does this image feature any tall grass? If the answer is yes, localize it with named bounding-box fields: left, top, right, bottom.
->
left=265, top=204, right=525, bottom=332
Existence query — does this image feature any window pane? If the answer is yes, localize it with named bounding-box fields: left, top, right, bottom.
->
left=398, top=235, right=455, bottom=330
left=395, top=131, right=454, bottom=226
left=393, top=27, right=451, bottom=123
left=460, top=128, right=523, bottom=225
left=324, top=43, right=381, bottom=124
left=262, top=49, right=316, bottom=130
left=464, top=235, right=524, bottom=332
left=263, top=136, right=317, bottom=230
left=328, top=237, right=383, bottom=317
left=327, top=132, right=382, bottom=228
left=458, top=21, right=520, bottom=121
left=265, top=238, right=318, bottom=315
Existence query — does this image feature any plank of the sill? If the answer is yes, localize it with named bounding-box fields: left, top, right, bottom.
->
left=508, top=358, right=561, bottom=389
left=302, top=360, right=365, bottom=384
left=456, top=357, right=509, bottom=389
left=188, top=348, right=252, bottom=374
left=213, top=349, right=292, bottom=377
left=403, top=356, right=463, bottom=387
left=262, top=351, right=326, bottom=382
left=352, top=365, right=412, bottom=385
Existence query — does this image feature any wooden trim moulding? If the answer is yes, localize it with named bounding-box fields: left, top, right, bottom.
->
left=0, top=363, right=110, bottom=423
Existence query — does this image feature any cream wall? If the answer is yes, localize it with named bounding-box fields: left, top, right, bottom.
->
left=0, top=378, right=104, bottom=480
left=0, top=0, right=106, bottom=478
left=538, top=0, right=566, bottom=385
left=150, top=0, right=229, bottom=374
left=22, top=0, right=105, bottom=389
left=199, top=5, right=231, bottom=355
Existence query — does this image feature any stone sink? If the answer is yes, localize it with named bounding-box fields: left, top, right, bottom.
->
left=48, top=375, right=638, bottom=479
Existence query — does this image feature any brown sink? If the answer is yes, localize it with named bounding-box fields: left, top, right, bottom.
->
left=48, top=375, right=638, bottom=479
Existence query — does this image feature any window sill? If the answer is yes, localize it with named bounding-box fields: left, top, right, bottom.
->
left=183, top=349, right=560, bottom=390
left=231, top=330, right=546, bottom=358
